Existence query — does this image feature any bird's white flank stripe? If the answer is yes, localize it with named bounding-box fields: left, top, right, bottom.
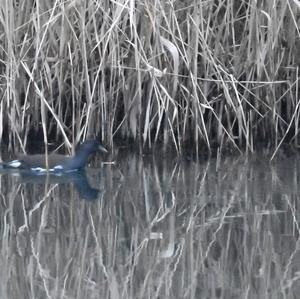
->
left=8, top=160, right=22, bottom=168
left=31, top=167, right=48, bottom=172
left=53, top=165, right=64, bottom=170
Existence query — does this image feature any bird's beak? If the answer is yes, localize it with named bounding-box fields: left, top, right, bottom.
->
left=98, top=144, right=108, bottom=153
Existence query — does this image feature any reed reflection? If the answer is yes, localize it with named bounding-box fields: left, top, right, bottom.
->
left=0, top=152, right=299, bottom=298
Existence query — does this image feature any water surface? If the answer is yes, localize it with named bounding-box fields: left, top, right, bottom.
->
left=0, top=151, right=299, bottom=298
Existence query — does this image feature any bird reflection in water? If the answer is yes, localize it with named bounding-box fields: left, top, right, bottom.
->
left=0, top=169, right=103, bottom=201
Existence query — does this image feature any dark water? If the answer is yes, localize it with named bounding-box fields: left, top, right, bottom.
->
left=0, top=151, right=300, bottom=298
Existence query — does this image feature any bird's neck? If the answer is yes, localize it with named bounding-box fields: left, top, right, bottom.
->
left=69, top=151, right=92, bottom=169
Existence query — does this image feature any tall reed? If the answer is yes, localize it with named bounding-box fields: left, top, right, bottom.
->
left=0, top=0, right=299, bottom=155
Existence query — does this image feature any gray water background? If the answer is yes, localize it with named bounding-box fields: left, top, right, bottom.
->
left=0, top=150, right=299, bottom=298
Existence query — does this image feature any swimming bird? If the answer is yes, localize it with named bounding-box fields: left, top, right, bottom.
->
left=1, top=140, right=107, bottom=173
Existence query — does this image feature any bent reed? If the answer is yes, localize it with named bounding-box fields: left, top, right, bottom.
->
left=0, top=1, right=299, bottom=156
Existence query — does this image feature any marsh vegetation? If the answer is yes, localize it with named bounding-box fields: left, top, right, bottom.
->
left=0, top=1, right=299, bottom=155
left=1, top=2, right=300, bottom=298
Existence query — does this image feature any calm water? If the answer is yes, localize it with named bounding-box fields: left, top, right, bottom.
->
left=0, top=151, right=299, bottom=299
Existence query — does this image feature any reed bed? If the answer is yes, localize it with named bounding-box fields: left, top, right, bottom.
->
left=0, top=0, right=299, bottom=155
